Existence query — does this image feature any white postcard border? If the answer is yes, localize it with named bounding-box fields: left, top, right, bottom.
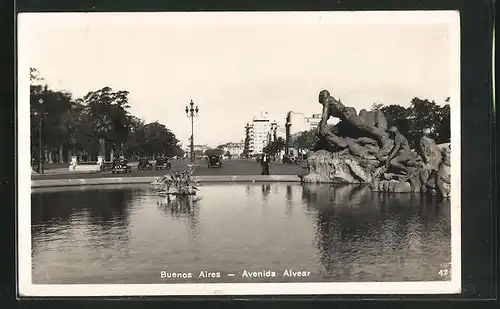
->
left=17, top=10, right=462, bottom=297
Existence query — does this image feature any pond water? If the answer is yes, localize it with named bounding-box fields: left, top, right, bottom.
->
left=31, top=183, right=451, bottom=284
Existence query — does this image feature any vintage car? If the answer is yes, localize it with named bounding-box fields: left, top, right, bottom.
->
left=155, top=157, right=172, bottom=170
left=207, top=155, right=222, bottom=168
left=111, top=158, right=132, bottom=174
left=137, top=158, right=153, bottom=170
left=205, top=148, right=223, bottom=168
left=282, top=155, right=298, bottom=164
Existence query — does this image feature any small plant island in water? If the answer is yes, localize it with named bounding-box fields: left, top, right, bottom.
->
left=150, top=164, right=200, bottom=196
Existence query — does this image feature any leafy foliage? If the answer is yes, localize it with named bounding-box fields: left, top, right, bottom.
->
left=155, top=164, right=199, bottom=195
left=380, top=105, right=411, bottom=139
left=290, top=130, right=319, bottom=152
left=263, top=137, right=286, bottom=156
left=30, top=68, right=184, bottom=162
left=380, top=98, right=450, bottom=148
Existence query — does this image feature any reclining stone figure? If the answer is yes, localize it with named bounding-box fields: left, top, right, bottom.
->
left=316, top=90, right=391, bottom=159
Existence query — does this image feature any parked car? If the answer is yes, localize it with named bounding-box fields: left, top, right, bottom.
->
left=205, top=149, right=224, bottom=168
left=207, top=155, right=222, bottom=168
left=155, top=157, right=171, bottom=170
left=111, top=158, right=132, bottom=174
left=137, top=158, right=153, bottom=170
left=282, top=156, right=298, bottom=164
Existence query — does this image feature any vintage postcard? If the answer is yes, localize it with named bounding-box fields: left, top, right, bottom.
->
left=18, top=11, right=461, bottom=296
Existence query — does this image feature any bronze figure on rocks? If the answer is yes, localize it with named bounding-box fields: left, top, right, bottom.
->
left=300, top=90, right=451, bottom=198
left=316, top=90, right=392, bottom=160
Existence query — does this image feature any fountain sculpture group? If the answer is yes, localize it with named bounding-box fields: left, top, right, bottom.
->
left=300, top=90, right=451, bottom=198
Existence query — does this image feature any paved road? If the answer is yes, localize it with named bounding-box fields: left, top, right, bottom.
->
left=31, top=159, right=307, bottom=180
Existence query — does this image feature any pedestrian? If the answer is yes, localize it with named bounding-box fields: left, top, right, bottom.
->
left=261, top=153, right=270, bottom=175
left=33, top=157, right=40, bottom=173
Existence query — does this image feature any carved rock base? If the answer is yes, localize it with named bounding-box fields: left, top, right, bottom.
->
left=300, top=150, right=376, bottom=184
left=370, top=180, right=412, bottom=193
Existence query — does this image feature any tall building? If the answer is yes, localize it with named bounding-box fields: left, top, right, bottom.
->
left=244, top=112, right=280, bottom=157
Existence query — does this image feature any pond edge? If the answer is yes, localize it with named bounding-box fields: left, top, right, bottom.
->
left=31, top=175, right=302, bottom=188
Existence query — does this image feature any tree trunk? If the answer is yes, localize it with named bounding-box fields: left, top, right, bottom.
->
left=59, top=145, right=64, bottom=163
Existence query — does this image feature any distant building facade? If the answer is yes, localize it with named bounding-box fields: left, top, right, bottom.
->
left=219, top=141, right=245, bottom=157
left=190, top=144, right=208, bottom=158
left=285, top=111, right=331, bottom=157
left=243, top=112, right=282, bottom=157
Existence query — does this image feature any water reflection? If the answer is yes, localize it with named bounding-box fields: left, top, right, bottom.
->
left=156, top=194, right=200, bottom=235
left=261, top=184, right=271, bottom=202
left=245, top=185, right=251, bottom=196
left=31, top=189, right=133, bottom=256
left=31, top=184, right=451, bottom=284
left=285, top=185, right=293, bottom=218
left=301, top=184, right=451, bottom=281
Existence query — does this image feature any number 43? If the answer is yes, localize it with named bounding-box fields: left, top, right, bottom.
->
left=438, top=268, right=450, bottom=277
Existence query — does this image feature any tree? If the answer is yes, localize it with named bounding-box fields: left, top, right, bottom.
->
left=379, top=98, right=450, bottom=148
left=435, top=104, right=450, bottom=143
left=28, top=70, right=197, bottom=163
left=173, top=147, right=185, bottom=158
left=371, top=102, right=384, bottom=111
left=141, top=122, right=180, bottom=157
left=30, top=69, right=77, bottom=163
left=380, top=104, right=411, bottom=141
left=294, top=129, right=318, bottom=151
left=406, top=97, right=442, bottom=148
left=124, top=116, right=147, bottom=157
left=81, top=87, right=132, bottom=159
left=263, top=137, right=286, bottom=156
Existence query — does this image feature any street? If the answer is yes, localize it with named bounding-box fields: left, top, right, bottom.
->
left=31, top=159, right=306, bottom=180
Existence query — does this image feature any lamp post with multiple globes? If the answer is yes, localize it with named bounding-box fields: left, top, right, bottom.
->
left=185, top=100, right=199, bottom=163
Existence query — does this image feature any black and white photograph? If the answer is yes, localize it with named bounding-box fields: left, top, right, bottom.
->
left=18, top=11, right=461, bottom=296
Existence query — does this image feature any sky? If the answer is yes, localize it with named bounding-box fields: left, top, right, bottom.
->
left=19, top=12, right=459, bottom=148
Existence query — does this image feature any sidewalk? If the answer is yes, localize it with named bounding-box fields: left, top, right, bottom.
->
left=32, top=167, right=102, bottom=176
left=31, top=162, right=142, bottom=176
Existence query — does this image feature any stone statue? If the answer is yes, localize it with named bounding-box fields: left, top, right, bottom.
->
left=419, top=129, right=443, bottom=170
left=300, top=90, right=451, bottom=199
left=317, top=90, right=391, bottom=158
left=385, top=126, right=414, bottom=173
left=435, top=145, right=451, bottom=198
left=417, top=129, right=442, bottom=194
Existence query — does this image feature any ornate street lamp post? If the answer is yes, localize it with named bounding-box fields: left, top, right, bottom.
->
left=33, top=98, right=45, bottom=173
left=185, top=99, right=199, bottom=163
left=271, top=122, right=278, bottom=142
left=30, top=98, right=45, bottom=173
left=71, top=137, right=76, bottom=155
